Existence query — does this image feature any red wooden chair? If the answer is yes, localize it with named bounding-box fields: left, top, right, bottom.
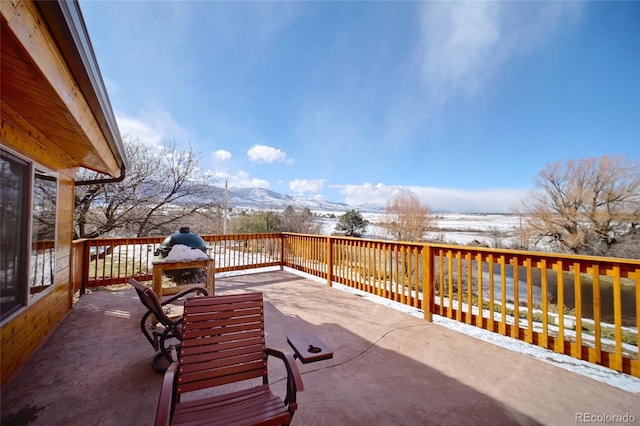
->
left=155, top=292, right=304, bottom=426
left=129, top=278, right=208, bottom=372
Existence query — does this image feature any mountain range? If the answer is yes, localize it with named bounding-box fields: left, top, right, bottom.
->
left=225, top=187, right=359, bottom=212
left=189, top=185, right=501, bottom=214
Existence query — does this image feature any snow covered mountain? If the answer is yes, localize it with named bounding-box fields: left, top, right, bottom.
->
left=227, top=187, right=353, bottom=212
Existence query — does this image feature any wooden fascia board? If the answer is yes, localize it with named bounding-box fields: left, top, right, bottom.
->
left=37, top=0, right=128, bottom=173
left=0, top=0, right=123, bottom=177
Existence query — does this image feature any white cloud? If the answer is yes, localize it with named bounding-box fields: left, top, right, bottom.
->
left=205, top=169, right=239, bottom=181
left=289, top=178, right=326, bottom=194
left=116, top=112, right=163, bottom=147
left=419, top=2, right=499, bottom=103
left=214, top=149, right=232, bottom=161
left=409, top=186, right=529, bottom=213
left=115, top=109, right=189, bottom=148
left=247, top=144, right=293, bottom=164
left=203, top=169, right=269, bottom=189
left=204, top=169, right=224, bottom=179
left=331, top=182, right=401, bottom=206
left=227, top=170, right=270, bottom=189
left=332, top=182, right=528, bottom=213
left=417, top=2, right=582, bottom=104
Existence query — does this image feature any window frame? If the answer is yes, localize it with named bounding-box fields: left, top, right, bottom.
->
left=30, top=168, right=58, bottom=298
left=0, top=147, right=58, bottom=322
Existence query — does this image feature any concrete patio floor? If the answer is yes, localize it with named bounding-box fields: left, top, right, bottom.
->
left=2, top=270, right=639, bottom=426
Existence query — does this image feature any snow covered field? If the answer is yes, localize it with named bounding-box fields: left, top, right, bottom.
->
left=317, top=212, right=526, bottom=249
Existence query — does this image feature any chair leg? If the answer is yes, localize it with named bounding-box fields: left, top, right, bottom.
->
left=153, top=343, right=179, bottom=373
left=152, top=352, right=170, bottom=373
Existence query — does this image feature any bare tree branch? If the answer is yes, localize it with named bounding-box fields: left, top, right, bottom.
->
left=381, top=189, right=432, bottom=242
left=74, top=136, right=221, bottom=238
left=518, top=155, right=640, bottom=258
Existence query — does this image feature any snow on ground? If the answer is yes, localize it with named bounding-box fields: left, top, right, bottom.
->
left=262, top=266, right=640, bottom=394
left=318, top=212, right=526, bottom=248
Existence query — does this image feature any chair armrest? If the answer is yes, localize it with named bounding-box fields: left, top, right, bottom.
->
left=266, top=347, right=304, bottom=414
left=267, top=348, right=304, bottom=392
left=160, top=286, right=208, bottom=306
left=155, top=361, right=179, bottom=426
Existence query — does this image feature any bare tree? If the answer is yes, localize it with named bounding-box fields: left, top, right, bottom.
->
left=74, top=136, right=221, bottom=238
left=518, top=155, right=640, bottom=258
left=382, top=189, right=432, bottom=242
left=229, top=211, right=281, bottom=234
left=228, top=206, right=321, bottom=235
left=280, top=206, right=321, bottom=234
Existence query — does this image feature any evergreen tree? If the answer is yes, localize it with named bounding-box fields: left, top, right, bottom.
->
left=335, top=209, right=368, bottom=237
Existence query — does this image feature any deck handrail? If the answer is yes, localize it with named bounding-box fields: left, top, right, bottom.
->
left=67, top=233, right=639, bottom=377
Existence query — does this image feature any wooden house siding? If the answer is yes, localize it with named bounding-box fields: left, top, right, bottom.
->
left=0, top=279, right=71, bottom=383
left=0, top=155, right=76, bottom=384
left=1, top=0, right=126, bottom=384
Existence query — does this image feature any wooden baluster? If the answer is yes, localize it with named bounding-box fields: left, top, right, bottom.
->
left=555, top=260, right=565, bottom=354
left=538, top=259, right=549, bottom=349
left=500, top=255, right=507, bottom=336
left=488, top=255, right=495, bottom=332
left=573, top=262, right=583, bottom=358
left=525, top=258, right=533, bottom=344
left=476, top=253, right=483, bottom=328
left=512, top=255, right=519, bottom=339
left=466, top=252, right=472, bottom=325
left=610, top=266, right=623, bottom=372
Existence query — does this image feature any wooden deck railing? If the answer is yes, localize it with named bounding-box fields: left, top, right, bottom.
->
left=30, top=240, right=55, bottom=294
left=67, top=233, right=639, bottom=377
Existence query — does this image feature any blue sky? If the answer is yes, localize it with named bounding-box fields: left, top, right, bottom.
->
left=80, top=1, right=639, bottom=213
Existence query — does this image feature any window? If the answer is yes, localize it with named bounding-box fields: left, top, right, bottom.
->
left=0, top=149, right=57, bottom=321
left=31, top=171, right=57, bottom=296
left=0, top=150, right=29, bottom=320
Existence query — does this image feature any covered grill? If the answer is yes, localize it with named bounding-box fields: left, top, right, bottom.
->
left=154, top=227, right=207, bottom=258
left=154, top=227, right=209, bottom=284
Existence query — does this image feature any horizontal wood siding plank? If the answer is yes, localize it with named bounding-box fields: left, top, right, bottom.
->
left=1, top=283, right=70, bottom=382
